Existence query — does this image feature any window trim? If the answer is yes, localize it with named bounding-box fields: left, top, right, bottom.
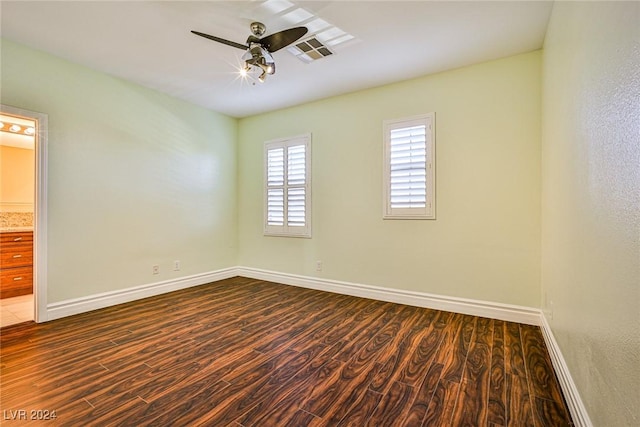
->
left=382, top=113, right=436, bottom=220
left=263, top=133, right=312, bottom=238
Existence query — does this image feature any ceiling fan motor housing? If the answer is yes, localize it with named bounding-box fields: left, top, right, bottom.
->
left=250, top=22, right=266, bottom=37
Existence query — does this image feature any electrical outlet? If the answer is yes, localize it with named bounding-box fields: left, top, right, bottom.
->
left=152, top=265, right=159, bottom=275
left=316, top=260, right=322, bottom=272
left=174, top=260, right=181, bottom=271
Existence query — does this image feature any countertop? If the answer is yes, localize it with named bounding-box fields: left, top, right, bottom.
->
left=0, top=227, right=34, bottom=233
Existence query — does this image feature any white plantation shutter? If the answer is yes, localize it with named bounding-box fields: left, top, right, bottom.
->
left=267, top=188, right=284, bottom=226
left=383, top=114, right=435, bottom=219
left=267, top=148, right=285, bottom=226
left=287, top=145, right=306, bottom=227
left=264, top=134, right=311, bottom=237
left=389, top=125, right=427, bottom=209
left=287, top=187, right=306, bottom=227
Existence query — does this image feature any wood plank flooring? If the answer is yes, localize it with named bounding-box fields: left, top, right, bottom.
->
left=0, top=277, right=573, bottom=426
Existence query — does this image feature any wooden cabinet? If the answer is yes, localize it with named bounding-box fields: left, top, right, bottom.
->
left=0, top=231, right=33, bottom=299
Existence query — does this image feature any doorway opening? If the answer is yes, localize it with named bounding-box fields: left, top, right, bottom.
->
left=0, top=105, right=48, bottom=326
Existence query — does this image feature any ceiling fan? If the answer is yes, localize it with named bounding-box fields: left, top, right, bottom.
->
left=192, top=22, right=308, bottom=82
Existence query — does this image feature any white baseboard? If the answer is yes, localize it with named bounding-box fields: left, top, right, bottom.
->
left=539, top=314, right=593, bottom=427
left=46, top=268, right=237, bottom=321
left=236, top=266, right=541, bottom=325
left=45, top=266, right=540, bottom=325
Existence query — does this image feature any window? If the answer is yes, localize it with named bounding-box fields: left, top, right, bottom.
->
left=264, top=134, right=311, bottom=237
left=383, top=113, right=435, bottom=219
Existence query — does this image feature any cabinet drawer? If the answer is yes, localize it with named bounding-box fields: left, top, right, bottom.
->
left=0, top=266, right=33, bottom=299
left=0, top=232, right=33, bottom=248
left=0, top=247, right=33, bottom=268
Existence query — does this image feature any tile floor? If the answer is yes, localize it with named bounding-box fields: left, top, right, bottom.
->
left=1, top=294, right=34, bottom=327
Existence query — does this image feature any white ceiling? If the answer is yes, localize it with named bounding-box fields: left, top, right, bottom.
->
left=0, top=1, right=552, bottom=118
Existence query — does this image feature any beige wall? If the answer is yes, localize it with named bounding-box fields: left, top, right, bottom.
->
left=0, top=144, right=35, bottom=210
left=541, top=2, right=640, bottom=425
left=1, top=39, right=239, bottom=303
left=238, top=51, right=542, bottom=307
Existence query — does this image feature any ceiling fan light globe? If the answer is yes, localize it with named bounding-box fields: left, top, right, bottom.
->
left=258, top=71, right=267, bottom=83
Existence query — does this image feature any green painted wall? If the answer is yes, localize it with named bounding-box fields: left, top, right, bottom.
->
left=541, top=2, right=640, bottom=425
left=238, top=51, right=542, bottom=307
left=1, top=39, right=238, bottom=302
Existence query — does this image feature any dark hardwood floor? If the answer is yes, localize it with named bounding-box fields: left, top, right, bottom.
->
left=0, top=277, right=572, bottom=426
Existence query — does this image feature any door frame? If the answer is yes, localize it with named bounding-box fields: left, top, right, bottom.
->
left=1, top=104, right=48, bottom=322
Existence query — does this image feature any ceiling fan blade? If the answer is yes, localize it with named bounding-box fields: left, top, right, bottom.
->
left=259, top=27, right=308, bottom=52
left=191, top=31, right=248, bottom=51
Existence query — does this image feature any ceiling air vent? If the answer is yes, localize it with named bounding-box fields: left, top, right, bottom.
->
left=288, top=37, right=333, bottom=63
